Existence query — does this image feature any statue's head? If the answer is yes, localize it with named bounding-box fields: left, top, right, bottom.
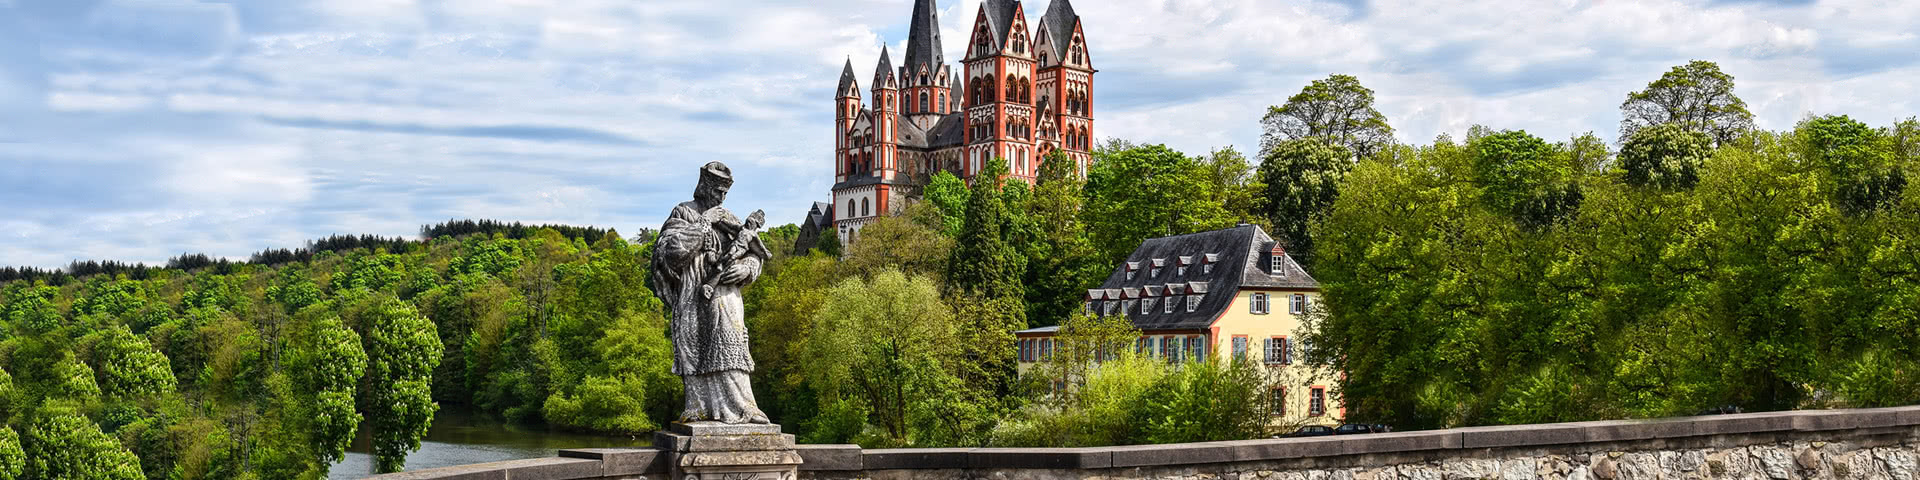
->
left=694, top=161, right=733, bottom=208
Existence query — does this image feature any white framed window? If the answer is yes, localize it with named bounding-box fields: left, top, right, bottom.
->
left=1141, top=298, right=1155, bottom=314
left=1186, top=295, right=1201, bottom=312
left=1272, top=254, right=1285, bottom=276
left=1291, top=294, right=1307, bottom=314
left=1126, top=270, right=1135, bottom=280
left=1161, top=335, right=1178, bottom=362
left=1271, top=388, right=1287, bottom=415
left=1309, top=387, right=1326, bottom=416
left=1178, top=265, right=1186, bottom=276
left=1084, top=301, right=1093, bottom=314
left=1123, top=300, right=1136, bottom=314
left=1203, top=263, right=1212, bottom=274
left=1251, top=293, right=1269, bottom=314
left=1232, top=336, right=1248, bottom=360
left=1103, top=301, right=1116, bottom=316
left=1165, top=296, right=1177, bottom=313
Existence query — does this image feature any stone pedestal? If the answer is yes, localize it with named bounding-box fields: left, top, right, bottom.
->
left=654, top=422, right=802, bottom=480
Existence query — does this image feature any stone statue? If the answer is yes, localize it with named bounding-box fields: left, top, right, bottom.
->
left=649, top=161, right=771, bottom=424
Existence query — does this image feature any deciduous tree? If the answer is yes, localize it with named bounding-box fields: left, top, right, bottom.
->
left=1261, top=74, right=1394, bottom=159
left=1620, top=60, right=1755, bottom=145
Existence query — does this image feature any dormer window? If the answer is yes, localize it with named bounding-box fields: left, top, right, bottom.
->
left=1141, top=298, right=1155, bottom=314
left=1165, top=296, right=1176, bottom=313
left=1186, top=295, right=1202, bottom=312
left=1271, top=253, right=1286, bottom=277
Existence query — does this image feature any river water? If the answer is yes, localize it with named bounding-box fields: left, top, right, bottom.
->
left=328, top=410, right=650, bottom=479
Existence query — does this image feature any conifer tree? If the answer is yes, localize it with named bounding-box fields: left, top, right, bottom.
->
left=947, top=157, right=1027, bottom=309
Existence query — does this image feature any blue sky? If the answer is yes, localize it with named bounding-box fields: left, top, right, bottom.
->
left=1, top=0, right=1915, bottom=268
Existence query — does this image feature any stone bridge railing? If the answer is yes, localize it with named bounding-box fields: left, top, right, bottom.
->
left=367, top=406, right=1920, bottom=479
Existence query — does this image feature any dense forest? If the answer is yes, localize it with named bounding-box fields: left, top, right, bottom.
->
left=1, top=60, right=1916, bottom=478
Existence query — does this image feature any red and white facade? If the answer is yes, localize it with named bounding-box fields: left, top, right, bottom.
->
left=829, top=0, right=1095, bottom=246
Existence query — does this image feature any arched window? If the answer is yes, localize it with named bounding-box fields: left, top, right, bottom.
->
left=938, top=93, right=946, bottom=112
left=1005, top=74, right=1018, bottom=100
left=1020, top=80, right=1031, bottom=103
left=847, top=199, right=856, bottom=215
left=861, top=198, right=871, bottom=217
left=985, top=77, right=997, bottom=102
left=919, top=92, right=929, bottom=112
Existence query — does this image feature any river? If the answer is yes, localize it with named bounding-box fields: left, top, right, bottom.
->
left=328, top=410, right=650, bottom=479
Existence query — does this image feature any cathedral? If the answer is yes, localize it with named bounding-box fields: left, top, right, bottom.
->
left=809, top=0, right=1096, bottom=248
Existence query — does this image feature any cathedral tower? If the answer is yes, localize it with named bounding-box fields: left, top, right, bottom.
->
left=962, top=0, right=1039, bottom=181
left=1034, top=0, right=1094, bottom=176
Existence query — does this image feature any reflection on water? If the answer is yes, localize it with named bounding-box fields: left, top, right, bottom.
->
left=329, top=410, right=649, bottom=479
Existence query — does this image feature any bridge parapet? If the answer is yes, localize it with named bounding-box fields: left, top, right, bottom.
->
left=366, top=406, right=1920, bottom=479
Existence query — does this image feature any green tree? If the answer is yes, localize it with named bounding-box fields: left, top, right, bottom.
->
left=1261, top=74, right=1394, bottom=159
left=1257, top=138, right=1354, bottom=266
left=1084, top=144, right=1236, bottom=262
left=0, top=426, right=20, bottom=480
left=1469, top=129, right=1582, bottom=228
left=1201, top=147, right=1267, bottom=229
left=842, top=203, right=953, bottom=282
left=22, top=406, right=144, bottom=480
left=286, top=309, right=366, bottom=473
left=923, top=171, right=971, bottom=238
left=90, top=325, right=177, bottom=399
left=1620, top=60, right=1755, bottom=145
left=1619, top=123, right=1712, bottom=189
left=744, top=252, right=841, bottom=440
left=948, top=158, right=1027, bottom=306
left=1023, top=152, right=1104, bottom=326
left=804, top=270, right=960, bottom=446
left=1799, top=115, right=1906, bottom=214
left=358, top=295, right=443, bottom=473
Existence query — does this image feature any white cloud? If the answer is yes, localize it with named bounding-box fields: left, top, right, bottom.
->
left=3, top=0, right=1918, bottom=267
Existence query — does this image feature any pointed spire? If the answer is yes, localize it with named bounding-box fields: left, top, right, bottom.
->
left=872, top=46, right=895, bottom=88
left=902, top=0, right=943, bottom=85
left=837, top=58, right=859, bottom=97
left=1039, top=0, right=1081, bottom=60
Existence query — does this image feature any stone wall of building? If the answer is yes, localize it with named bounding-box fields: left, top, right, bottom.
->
left=367, top=406, right=1920, bottom=480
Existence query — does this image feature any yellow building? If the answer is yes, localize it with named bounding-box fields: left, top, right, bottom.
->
left=1015, top=224, right=1341, bottom=427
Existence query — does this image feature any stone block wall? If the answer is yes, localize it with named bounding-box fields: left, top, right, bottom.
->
left=366, top=406, right=1920, bottom=480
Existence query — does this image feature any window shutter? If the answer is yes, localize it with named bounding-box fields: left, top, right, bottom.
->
left=1264, top=338, right=1275, bottom=364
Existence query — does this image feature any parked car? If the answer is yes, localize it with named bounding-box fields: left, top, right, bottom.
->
left=1334, top=423, right=1393, bottom=435
left=1695, top=405, right=1744, bottom=415
left=1277, top=425, right=1336, bottom=438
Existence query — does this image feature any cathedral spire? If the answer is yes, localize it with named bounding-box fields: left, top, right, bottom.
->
left=872, top=46, right=895, bottom=88
left=902, top=0, right=943, bottom=84
left=837, top=58, right=858, bottom=97
left=1039, top=0, right=1081, bottom=60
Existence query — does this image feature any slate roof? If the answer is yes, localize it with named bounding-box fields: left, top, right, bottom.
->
left=830, top=174, right=892, bottom=191
left=837, top=59, right=859, bottom=97
left=929, top=113, right=965, bottom=148
left=806, top=201, right=833, bottom=229
left=1037, top=0, right=1080, bottom=60
left=873, top=46, right=894, bottom=87
left=976, top=0, right=1021, bottom=56
left=898, top=117, right=933, bottom=148
left=901, top=0, right=944, bottom=83
left=1090, top=224, right=1318, bottom=331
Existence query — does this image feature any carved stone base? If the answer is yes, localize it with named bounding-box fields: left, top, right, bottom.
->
left=656, top=422, right=802, bottom=480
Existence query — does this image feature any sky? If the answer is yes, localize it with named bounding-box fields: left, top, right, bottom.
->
left=0, top=0, right=1915, bottom=269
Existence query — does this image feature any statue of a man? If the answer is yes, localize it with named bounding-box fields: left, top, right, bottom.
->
left=649, top=161, right=771, bottom=424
